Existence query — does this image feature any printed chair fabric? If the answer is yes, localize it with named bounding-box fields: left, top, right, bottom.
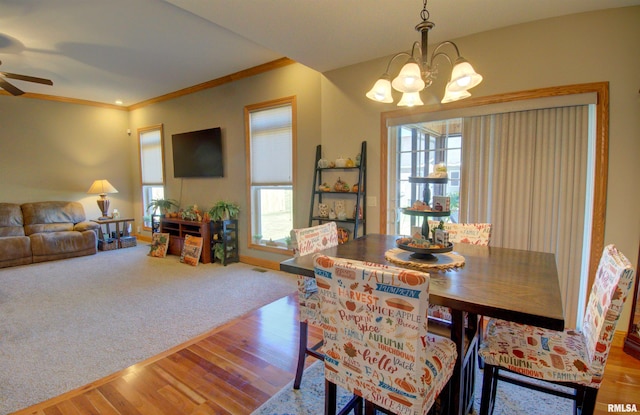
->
left=427, top=222, right=492, bottom=322
left=478, top=244, right=634, bottom=388
left=292, top=222, right=339, bottom=325
left=314, top=254, right=457, bottom=414
left=427, top=221, right=491, bottom=245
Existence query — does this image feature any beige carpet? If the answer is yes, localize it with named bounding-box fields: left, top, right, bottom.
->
left=0, top=245, right=297, bottom=415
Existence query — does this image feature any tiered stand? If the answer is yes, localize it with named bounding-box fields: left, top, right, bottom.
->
left=398, top=176, right=453, bottom=260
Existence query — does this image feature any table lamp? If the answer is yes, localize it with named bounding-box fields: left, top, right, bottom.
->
left=87, top=179, right=118, bottom=219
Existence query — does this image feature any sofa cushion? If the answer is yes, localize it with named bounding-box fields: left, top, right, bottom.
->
left=0, top=203, right=26, bottom=237
left=21, top=201, right=88, bottom=235
left=0, top=236, right=32, bottom=268
left=30, top=231, right=96, bottom=262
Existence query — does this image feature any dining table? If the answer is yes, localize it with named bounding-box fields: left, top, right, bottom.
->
left=280, top=233, right=565, bottom=415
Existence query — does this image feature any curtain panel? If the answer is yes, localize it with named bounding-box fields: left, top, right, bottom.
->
left=460, top=106, right=588, bottom=327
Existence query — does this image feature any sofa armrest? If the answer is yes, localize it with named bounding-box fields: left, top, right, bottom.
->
left=74, top=221, right=100, bottom=232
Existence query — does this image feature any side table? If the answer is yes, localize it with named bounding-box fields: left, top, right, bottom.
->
left=92, top=218, right=137, bottom=249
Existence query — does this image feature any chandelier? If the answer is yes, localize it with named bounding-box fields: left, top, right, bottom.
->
left=366, top=0, right=483, bottom=106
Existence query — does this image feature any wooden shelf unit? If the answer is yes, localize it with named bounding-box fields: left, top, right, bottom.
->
left=160, top=217, right=212, bottom=263
left=211, top=219, right=239, bottom=266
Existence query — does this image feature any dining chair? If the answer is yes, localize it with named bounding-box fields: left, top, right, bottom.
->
left=291, top=221, right=339, bottom=389
left=478, top=244, right=635, bottom=415
left=314, top=254, right=457, bottom=415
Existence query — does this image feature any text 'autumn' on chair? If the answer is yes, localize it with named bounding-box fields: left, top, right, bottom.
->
left=291, top=222, right=339, bottom=389
left=314, top=254, right=458, bottom=415
left=478, top=244, right=635, bottom=415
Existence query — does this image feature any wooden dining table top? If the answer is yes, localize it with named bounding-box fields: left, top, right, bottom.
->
left=280, top=233, right=565, bottom=331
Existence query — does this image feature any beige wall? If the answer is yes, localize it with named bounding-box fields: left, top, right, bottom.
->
left=0, top=97, right=132, bottom=220
left=321, top=6, right=640, bottom=325
left=128, top=63, right=322, bottom=262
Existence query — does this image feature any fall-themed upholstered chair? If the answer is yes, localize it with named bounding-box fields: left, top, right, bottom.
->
left=291, top=222, right=339, bottom=389
left=314, top=254, right=457, bottom=415
left=426, top=222, right=491, bottom=322
left=478, top=244, right=635, bottom=415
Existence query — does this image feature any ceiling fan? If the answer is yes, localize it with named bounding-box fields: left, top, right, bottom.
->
left=0, top=60, right=53, bottom=96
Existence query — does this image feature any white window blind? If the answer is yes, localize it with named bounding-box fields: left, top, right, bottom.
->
left=140, top=129, right=163, bottom=184
left=250, top=106, right=292, bottom=185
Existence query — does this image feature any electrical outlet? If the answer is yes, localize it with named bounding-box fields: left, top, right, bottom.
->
left=137, top=226, right=141, bottom=234
left=366, top=196, right=377, bottom=207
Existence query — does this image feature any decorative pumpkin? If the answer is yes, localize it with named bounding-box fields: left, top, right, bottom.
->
left=318, top=158, right=330, bottom=168
left=334, top=177, right=350, bottom=192
left=318, top=182, right=331, bottom=192
left=398, top=270, right=427, bottom=286
left=335, top=157, right=347, bottom=168
left=346, top=158, right=355, bottom=167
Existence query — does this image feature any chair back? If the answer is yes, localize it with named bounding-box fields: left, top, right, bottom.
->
left=582, top=244, right=635, bottom=378
left=314, top=254, right=451, bottom=414
left=291, top=222, right=338, bottom=257
left=428, top=221, right=491, bottom=246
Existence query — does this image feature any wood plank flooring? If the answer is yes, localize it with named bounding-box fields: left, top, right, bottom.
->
left=11, top=294, right=640, bottom=415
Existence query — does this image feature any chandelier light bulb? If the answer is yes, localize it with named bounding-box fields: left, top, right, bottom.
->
left=397, top=91, right=424, bottom=107
left=391, top=60, right=425, bottom=93
left=447, top=58, right=483, bottom=92
left=366, top=76, right=394, bottom=103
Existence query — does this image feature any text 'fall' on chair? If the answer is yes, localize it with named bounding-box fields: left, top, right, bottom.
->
left=291, top=222, right=339, bottom=389
left=478, top=244, right=635, bottom=415
left=314, top=254, right=457, bottom=415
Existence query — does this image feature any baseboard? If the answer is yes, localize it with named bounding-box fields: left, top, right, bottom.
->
left=239, top=255, right=281, bottom=271
left=613, top=330, right=627, bottom=347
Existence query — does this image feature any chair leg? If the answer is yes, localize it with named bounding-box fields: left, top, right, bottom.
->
left=477, top=316, right=485, bottom=369
left=364, top=400, right=376, bottom=415
left=577, top=387, right=597, bottom=415
left=325, top=379, right=337, bottom=415
left=479, top=364, right=498, bottom=415
left=293, top=321, right=309, bottom=389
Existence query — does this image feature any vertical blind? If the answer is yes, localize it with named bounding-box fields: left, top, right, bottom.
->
left=460, top=106, right=589, bottom=327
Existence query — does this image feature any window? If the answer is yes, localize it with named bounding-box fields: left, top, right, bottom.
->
left=245, top=97, right=296, bottom=250
left=389, top=119, right=462, bottom=236
left=138, top=125, right=165, bottom=229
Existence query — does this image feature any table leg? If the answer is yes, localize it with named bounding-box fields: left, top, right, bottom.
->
left=450, top=309, right=465, bottom=415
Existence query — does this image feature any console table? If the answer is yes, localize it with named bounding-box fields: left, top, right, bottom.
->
left=160, top=217, right=212, bottom=263
left=92, top=217, right=136, bottom=249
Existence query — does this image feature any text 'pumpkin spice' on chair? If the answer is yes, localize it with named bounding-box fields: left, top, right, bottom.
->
left=478, top=244, right=635, bottom=415
left=314, top=254, right=457, bottom=415
left=290, top=221, right=339, bottom=389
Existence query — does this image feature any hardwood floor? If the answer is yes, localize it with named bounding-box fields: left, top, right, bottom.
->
left=12, top=294, right=640, bottom=415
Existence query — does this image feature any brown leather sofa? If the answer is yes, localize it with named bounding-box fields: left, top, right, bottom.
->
left=0, top=201, right=99, bottom=268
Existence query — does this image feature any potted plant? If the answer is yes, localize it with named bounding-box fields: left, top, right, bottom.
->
left=208, top=200, right=240, bottom=221
left=146, top=198, right=179, bottom=216
left=214, top=243, right=225, bottom=262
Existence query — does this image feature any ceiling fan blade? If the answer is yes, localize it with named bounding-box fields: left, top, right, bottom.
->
left=0, top=78, right=25, bottom=96
left=1, top=71, right=53, bottom=86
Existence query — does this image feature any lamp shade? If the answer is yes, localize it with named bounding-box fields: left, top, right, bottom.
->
left=441, top=85, right=472, bottom=103
left=391, top=59, right=425, bottom=93
left=446, top=58, right=483, bottom=92
left=365, top=76, right=393, bottom=103
left=397, top=91, right=424, bottom=107
left=87, top=179, right=118, bottom=196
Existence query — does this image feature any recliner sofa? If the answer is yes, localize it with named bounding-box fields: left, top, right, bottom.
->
left=0, top=201, right=99, bottom=268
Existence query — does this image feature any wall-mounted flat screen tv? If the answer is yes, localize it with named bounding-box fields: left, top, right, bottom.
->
left=172, top=127, right=223, bottom=178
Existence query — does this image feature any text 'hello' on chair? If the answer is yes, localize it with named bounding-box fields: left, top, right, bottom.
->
left=291, top=222, right=339, bottom=389
left=478, top=244, right=635, bottom=415
left=314, top=254, right=458, bottom=415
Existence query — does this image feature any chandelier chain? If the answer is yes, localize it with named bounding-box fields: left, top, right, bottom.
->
left=420, top=0, right=430, bottom=21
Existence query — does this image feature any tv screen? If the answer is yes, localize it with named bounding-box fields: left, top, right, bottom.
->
left=172, top=127, right=223, bottom=178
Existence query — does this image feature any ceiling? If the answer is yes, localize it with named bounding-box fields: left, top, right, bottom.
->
left=1, top=0, right=638, bottom=106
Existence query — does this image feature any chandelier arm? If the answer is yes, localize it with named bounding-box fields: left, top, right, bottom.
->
left=428, top=40, right=461, bottom=67
left=384, top=51, right=412, bottom=74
